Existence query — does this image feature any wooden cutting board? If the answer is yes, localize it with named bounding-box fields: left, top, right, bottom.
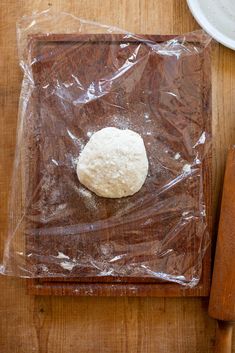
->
left=23, top=33, right=212, bottom=296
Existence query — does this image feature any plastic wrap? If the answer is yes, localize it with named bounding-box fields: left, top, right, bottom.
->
left=1, top=10, right=212, bottom=287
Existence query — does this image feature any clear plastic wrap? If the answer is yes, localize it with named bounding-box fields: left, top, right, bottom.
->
left=1, top=10, right=212, bottom=287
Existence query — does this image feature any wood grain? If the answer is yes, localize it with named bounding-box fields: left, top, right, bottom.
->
left=209, top=148, right=235, bottom=322
left=208, top=149, right=235, bottom=353
left=214, top=321, right=234, bottom=353
left=1, top=0, right=235, bottom=352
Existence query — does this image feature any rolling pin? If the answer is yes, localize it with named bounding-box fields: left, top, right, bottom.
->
left=209, top=148, right=235, bottom=353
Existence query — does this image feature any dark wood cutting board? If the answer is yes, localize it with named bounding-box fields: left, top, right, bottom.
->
left=24, top=34, right=212, bottom=296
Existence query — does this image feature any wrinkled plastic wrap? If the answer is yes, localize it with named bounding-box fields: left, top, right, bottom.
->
left=1, top=10, right=212, bottom=287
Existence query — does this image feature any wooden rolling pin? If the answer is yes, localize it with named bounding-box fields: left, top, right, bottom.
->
left=209, top=148, right=235, bottom=353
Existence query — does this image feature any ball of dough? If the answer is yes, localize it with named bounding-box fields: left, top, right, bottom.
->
left=77, top=127, right=148, bottom=198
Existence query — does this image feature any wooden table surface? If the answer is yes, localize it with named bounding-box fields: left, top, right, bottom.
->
left=0, top=1, right=235, bottom=352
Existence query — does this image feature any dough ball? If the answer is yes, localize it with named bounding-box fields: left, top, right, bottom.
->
left=77, top=127, right=149, bottom=198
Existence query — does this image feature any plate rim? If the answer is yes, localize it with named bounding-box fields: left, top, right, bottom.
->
left=187, top=0, right=235, bottom=50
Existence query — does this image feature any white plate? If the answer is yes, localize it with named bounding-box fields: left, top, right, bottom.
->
left=187, top=0, right=235, bottom=50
